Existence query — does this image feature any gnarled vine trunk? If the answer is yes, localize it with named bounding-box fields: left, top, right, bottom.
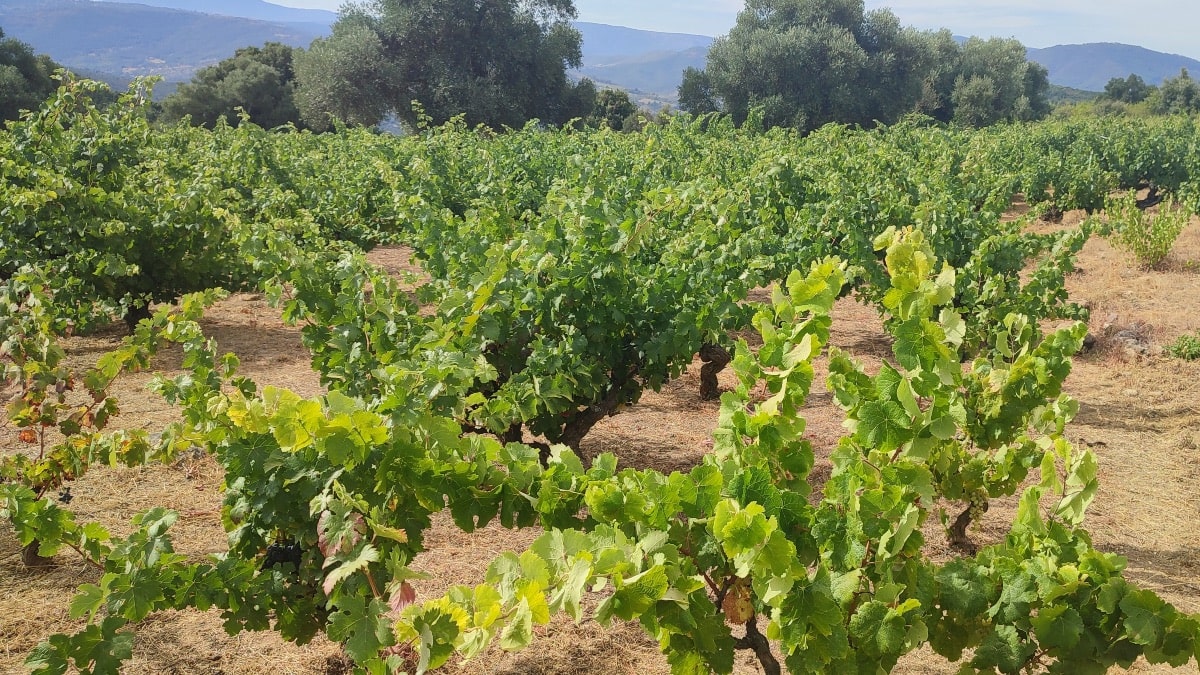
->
left=947, top=500, right=988, bottom=554
left=698, top=342, right=731, bottom=400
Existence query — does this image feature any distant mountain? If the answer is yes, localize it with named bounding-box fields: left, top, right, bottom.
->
left=572, top=23, right=710, bottom=100
left=576, top=46, right=707, bottom=99
left=0, top=0, right=328, bottom=86
left=575, top=22, right=712, bottom=61
left=1027, top=43, right=1200, bottom=91
left=93, top=0, right=336, bottom=26
left=6, top=1, right=1200, bottom=106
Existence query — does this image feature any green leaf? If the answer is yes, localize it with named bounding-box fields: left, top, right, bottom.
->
left=857, top=400, right=911, bottom=452
left=972, top=624, right=1034, bottom=673
left=929, top=415, right=957, bottom=440
left=499, top=597, right=534, bottom=651
left=323, top=543, right=380, bottom=597
left=596, top=565, right=668, bottom=624
left=328, top=595, right=395, bottom=663
left=548, top=559, right=591, bottom=622
left=1120, top=589, right=1170, bottom=647
left=1030, top=605, right=1083, bottom=650
left=69, top=582, right=107, bottom=621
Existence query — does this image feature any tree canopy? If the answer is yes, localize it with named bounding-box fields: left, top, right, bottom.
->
left=0, top=27, right=62, bottom=123
left=160, top=43, right=312, bottom=130
left=1149, top=69, right=1200, bottom=115
left=295, top=0, right=596, bottom=131
left=1103, top=73, right=1153, bottom=104
left=679, top=0, right=1050, bottom=131
left=949, top=37, right=1050, bottom=126
left=589, top=88, right=637, bottom=130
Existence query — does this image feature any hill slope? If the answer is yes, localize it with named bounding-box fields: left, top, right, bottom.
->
left=575, top=46, right=708, bottom=97
left=0, top=0, right=327, bottom=84
left=5, top=2, right=1200, bottom=102
left=575, top=22, right=712, bottom=61
left=93, top=0, right=336, bottom=26
left=1027, top=43, right=1200, bottom=91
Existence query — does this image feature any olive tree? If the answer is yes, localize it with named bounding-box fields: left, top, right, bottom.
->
left=679, top=0, right=1050, bottom=131
left=161, top=43, right=314, bottom=129
left=295, top=0, right=595, bottom=130
left=0, top=27, right=61, bottom=123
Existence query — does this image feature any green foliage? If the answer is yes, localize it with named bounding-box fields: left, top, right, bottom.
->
left=1148, top=69, right=1200, bottom=115
left=1165, top=331, right=1200, bottom=360
left=161, top=43, right=314, bottom=130
left=3, top=101, right=1200, bottom=675
left=683, top=0, right=930, bottom=129
left=1104, top=74, right=1154, bottom=104
left=383, top=241, right=1192, bottom=674
left=0, top=79, right=264, bottom=323
left=589, top=88, right=637, bottom=130
left=951, top=38, right=1051, bottom=127
left=293, top=24, right=396, bottom=129
left=0, top=27, right=62, bottom=123
left=678, top=66, right=718, bottom=115
left=679, top=1, right=1049, bottom=130
left=1105, top=191, right=1190, bottom=269
left=294, top=0, right=595, bottom=130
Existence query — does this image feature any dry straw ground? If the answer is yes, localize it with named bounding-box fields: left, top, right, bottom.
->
left=2, top=211, right=1198, bottom=674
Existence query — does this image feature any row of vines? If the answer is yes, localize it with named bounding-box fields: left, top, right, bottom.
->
left=3, top=80, right=1200, bottom=673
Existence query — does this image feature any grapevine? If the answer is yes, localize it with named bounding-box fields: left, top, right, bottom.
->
left=2, top=85, right=1200, bottom=674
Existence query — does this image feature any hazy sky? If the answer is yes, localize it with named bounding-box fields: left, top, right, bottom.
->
left=273, top=0, right=1200, bottom=60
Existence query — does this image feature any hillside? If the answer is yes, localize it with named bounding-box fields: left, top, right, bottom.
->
left=0, top=0, right=327, bottom=85
left=3, top=1, right=1200, bottom=102
left=1027, top=42, right=1200, bottom=91
left=93, top=0, right=336, bottom=25
left=1045, top=84, right=1101, bottom=105
left=575, top=22, right=712, bottom=60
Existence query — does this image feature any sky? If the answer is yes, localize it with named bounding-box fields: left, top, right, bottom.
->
left=272, top=0, right=1200, bottom=60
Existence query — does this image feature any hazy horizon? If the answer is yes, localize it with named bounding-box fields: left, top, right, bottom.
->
left=269, top=0, right=1200, bottom=60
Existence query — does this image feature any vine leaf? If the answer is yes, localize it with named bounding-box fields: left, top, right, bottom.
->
left=328, top=596, right=395, bottom=663
left=1030, top=605, right=1083, bottom=650
left=322, top=543, right=380, bottom=596
left=856, top=400, right=910, bottom=452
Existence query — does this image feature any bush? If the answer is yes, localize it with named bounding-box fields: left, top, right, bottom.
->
left=0, top=79, right=256, bottom=328
left=1104, top=191, right=1189, bottom=268
left=1166, top=331, right=1200, bottom=360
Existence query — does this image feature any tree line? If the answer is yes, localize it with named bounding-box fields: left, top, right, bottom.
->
left=0, top=27, right=64, bottom=122
left=1097, top=70, right=1200, bottom=114
left=677, top=0, right=1049, bottom=130
left=161, top=0, right=1050, bottom=133
left=7, top=0, right=1192, bottom=134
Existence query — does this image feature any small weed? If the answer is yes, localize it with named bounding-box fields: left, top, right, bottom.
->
left=1165, top=331, right=1200, bottom=360
left=1104, top=191, right=1189, bottom=269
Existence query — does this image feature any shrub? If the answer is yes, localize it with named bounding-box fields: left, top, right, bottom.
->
left=1166, top=331, right=1200, bottom=360
left=1105, top=191, right=1189, bottom=268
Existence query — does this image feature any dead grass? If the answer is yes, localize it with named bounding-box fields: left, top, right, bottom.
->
left=3, top=217, right=1200, bottom=674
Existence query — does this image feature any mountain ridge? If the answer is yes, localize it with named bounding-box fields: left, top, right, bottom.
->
left=3, top=0, right=1197, bottom=102
left=0, top=0, right=326, bottom=84
left=1026, top=42, right=1200, bottom=92
left=93, top=0, right=337, bottom=25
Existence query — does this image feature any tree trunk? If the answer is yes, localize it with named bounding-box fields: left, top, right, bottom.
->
left=1138, top=185, right=1162, bottom=209
left=698, top=343, right=731, bottom=400
left=735, top=616, right=781, bottom=675
left=123, top=304, right=152, bottom=333
left=22, top=540, right=55, bottom=568
left=947, top=501, right=988, bottom=554
left=558, top=400, right=618, bottom=450
left=556, top=367, right=637, bottom=451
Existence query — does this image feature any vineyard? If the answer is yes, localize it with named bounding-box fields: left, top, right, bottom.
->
left=2, top=80, right=1200, bottom=674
